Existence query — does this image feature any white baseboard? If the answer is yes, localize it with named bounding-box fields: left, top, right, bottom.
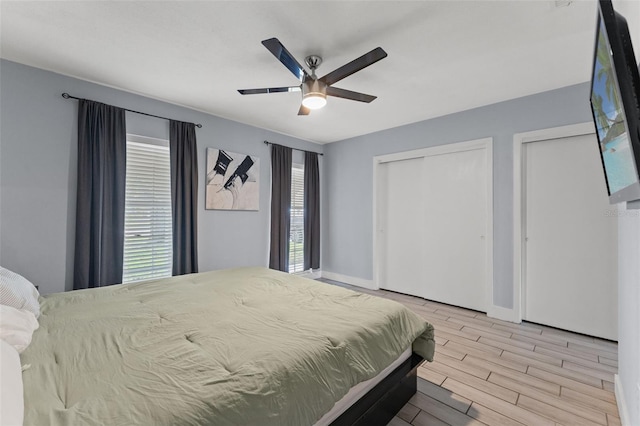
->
left=296, top=269, right=322, bottom=280
left=487, top=305, right=520, bottom=323
left=321, top=271, right=378, bottom=290
left=615, top=374, right=631, bottom=426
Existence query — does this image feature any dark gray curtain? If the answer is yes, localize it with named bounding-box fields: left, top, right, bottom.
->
left=169, top=120, right=199, bottom=276
left=269, top=144, right=292, bottom=272
left=73, top=99, right=127, bottom=290
left=303, top=152, right=320, bottom=270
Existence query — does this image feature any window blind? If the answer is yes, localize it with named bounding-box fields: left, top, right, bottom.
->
left=123, top=138, right=173, bottom=283
left=289, top=164, right=305, bottom=273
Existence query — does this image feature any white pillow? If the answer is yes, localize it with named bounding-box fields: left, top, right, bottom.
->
left=0, top=339, right=24, bottom=426
left=0, top=267, right=40, bottom=318
left=0, top=305, right=39, bottom=353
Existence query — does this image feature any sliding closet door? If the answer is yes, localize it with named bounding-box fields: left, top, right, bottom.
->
left=377, top=158, right=426, bottom=298
left=421, top=148, right=488, bottom=311
left=377, top=140, right=491, bottom=312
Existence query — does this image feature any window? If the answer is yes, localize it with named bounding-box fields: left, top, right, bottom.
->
left=123, top=135, right=173, bottom=283
left=289, top=164, right=304, bottom=273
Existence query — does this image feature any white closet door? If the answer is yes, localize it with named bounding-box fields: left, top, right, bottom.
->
left=421, top=148, right=488, bottom=311
left=378, top=157, right=425, bottom=297
left=524, top=134, right=618, bottom=340
left=378, top=144, right=489, bottom=312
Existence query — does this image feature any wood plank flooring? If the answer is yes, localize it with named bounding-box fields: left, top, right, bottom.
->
left=319, top=279, right=620, bottom=426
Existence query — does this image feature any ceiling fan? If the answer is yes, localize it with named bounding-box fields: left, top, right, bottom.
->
left=238, top=38, right=387, bottom=115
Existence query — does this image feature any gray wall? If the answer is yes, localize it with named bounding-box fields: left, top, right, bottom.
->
left=0, top=59, right=322, bottom=294
left=322, top=82, right=592, bottom=308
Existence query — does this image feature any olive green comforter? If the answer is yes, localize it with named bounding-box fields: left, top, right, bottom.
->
left=22, top=267, right=434, bottom=426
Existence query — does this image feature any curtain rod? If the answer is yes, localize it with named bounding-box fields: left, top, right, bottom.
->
left=61, top=93, right=203, bottom=128
left=263, top=140, right=323, bottom=156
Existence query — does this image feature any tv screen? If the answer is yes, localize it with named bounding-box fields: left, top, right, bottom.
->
left=590, top=0, right=640, bottom=204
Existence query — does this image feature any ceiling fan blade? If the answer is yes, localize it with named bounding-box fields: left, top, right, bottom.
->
left=298, top=105, right=310, bottom=116
left=326, top=86, right=377, bottom=103
left=238, top=86, right=301, bottom=95
left=320, top=47, right=387, bottom=86
left=262, top=38, right=310, bottom=82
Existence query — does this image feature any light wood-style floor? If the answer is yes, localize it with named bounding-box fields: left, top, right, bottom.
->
left=319, top=279, right=620, bottom=426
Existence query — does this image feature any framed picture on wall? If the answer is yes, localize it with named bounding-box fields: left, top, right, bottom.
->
left=205, top=148, right=259, bottom=211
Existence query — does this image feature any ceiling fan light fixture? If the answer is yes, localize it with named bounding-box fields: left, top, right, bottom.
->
left=302, top=92, right=327, bottom=110
left=302, top=79, right=327, bottom=110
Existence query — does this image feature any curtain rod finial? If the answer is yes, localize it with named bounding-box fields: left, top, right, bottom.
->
left=196, top=124, right=202, bottom=128
left=62, top=93, right=70, bottom=99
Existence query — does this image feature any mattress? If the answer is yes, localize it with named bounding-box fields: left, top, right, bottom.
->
left=21, top=267, right=434, bottom=425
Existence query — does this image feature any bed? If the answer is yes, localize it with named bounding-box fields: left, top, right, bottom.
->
left=19, top=267, right=435, bottom=425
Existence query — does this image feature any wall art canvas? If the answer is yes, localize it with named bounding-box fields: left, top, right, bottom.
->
left=205, top=148, right=259, bottom=210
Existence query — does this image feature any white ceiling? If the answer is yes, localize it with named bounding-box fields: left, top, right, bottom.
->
left=0, top=1, right=598, bottom=144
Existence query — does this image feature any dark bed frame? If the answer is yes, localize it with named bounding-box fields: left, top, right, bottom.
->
left=330, top=353, right=424, bottom=426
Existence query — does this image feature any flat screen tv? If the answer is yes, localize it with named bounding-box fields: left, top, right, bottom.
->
left=589, top=0, right=640, bottom=204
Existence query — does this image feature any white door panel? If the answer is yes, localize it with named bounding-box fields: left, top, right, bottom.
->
left=379, top=158, right=425, bottom=297
left=422, top=149, right=487, bottom=311
left=524, top=134, right=617, bottom=340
